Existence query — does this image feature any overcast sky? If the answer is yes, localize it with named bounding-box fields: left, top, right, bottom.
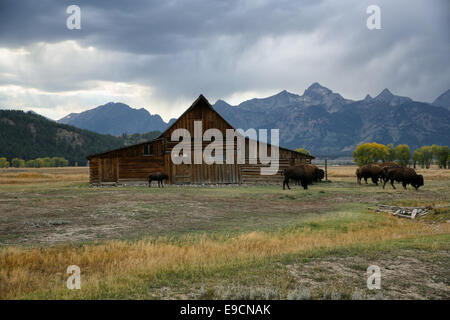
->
left=0, top=0, right=448, bottom=121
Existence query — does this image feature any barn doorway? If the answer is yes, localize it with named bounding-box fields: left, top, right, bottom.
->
left=173, top=164, right=191, bottom=184
left=100, top=158, right=118, bottom=183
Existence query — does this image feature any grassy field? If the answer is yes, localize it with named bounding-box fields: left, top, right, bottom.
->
left=0, top=166, right=449, bottom=299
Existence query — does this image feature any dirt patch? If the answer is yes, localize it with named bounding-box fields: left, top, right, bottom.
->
left=285, top=249, right=450, bottom=299
left=0, top=186, right=335, bottom=245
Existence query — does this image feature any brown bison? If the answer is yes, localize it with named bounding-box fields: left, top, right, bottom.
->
left=381, top=167, right=424, bottom=190
left=356, top=164, right=382, bottom=185
left=148, top=172, right=169, bottom=188
left=283, top=164, right=316, bottom=190
left=313, top=166, right=325, bottom=182
left=377, top=161, right=402, bottom=168
left=292, top=164, right=323, bottom=185
left=303, top=164, right=324, bottom=182
left=378, top=162, right=403, bottom=183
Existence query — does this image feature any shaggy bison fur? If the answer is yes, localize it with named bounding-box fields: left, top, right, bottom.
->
left=292, top=164, right=323, bottom=185
left=377, top=161, right=402, bottom=168
left=283, top=164, right=316, bottom=190
left=314, top=167, right=325, bottom=182
left=356, top=164, right=382, bottom=185
left=381, top=166, right=424, bottom=190
left=377, top=162, right=403, bottom=182
left=148, top=172, right=169, bottom=188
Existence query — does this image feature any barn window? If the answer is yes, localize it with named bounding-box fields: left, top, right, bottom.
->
left=144, top=143, right=154, bottom=156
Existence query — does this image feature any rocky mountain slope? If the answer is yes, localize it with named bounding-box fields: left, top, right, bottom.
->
left=432, top=89, right=450, bottom=110
left=59, top=102, right=175, bottom=136
left=213, top=83, right=450, bottom=156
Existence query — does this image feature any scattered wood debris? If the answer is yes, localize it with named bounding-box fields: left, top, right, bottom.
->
left=375, top=204, right=430, bottom=219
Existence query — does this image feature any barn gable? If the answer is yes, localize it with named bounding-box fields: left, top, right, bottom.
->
left=157, top=94, right=235, bottom=140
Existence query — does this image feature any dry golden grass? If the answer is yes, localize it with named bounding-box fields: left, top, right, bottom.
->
left=1, top=165, right=447, bottom=185
left=0, top=167, right=88, bottom=184
left=1, top=213, right=448, bottom=299
left=415, top=166, right=450, bottom=180
left=327, top=166, right=358, bottom=179
left=0, top=165, right=448, bottom=299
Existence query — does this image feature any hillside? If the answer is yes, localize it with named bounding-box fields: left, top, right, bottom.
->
left=58, top=102, right=176, bottom=135
left=213, top=84, right=450, bottom=156
left=0, top=110, right=160, bottom=165
left=432, top=89, right=450, bottom=110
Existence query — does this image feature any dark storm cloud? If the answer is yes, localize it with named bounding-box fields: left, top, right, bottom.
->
left=0, top=0, right=448, bottom=119
left=0, top=0, right=324, bottom=53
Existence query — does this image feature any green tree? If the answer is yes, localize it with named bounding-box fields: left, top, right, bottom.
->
left=25, top=159, right=40, bottom=168
left=37, top=157, right=54, bottom=167
left=52, top=157, right=69, bottom=167
left=432, top=145, right=449, bottom=169
left=11, top=158, right=25, bottom=168
left=395, top=144, right=411, bottom=166
left=386, top=143, right=396, bottom=162
left=353, top=142, right=388, bottom=167
left=295, top=148, right=310, bottom=155
left=415, top=146, right=433, bottom=168
left=0, top=157, right=10, bottom=168
left=412, top=149, right=422, bottom=169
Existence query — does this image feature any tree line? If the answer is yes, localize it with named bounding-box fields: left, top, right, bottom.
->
left=0, top=157, right=69, bottom=168
left=352, top=143, right=449, bottom=168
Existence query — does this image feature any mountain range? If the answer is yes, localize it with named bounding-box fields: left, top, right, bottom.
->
left=50, top=84, right=450, bottom=157
left=59, top=102, right=176, bottom=136
left=213, top=83, right=450, bottom=156
left=432, top=89, right=450, bottom=110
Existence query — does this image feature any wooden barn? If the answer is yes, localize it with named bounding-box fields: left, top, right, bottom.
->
left=87, top=95, right=314, bottom=185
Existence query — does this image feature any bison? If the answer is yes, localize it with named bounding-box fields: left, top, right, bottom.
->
left=314, top=167, right=325, bottom=182
left=381, top=166, right=424, bottom=190
left=148, top=172, right=169, bottom=188
left=377, top=161, right=402, bottom=168
left=292, top=164, right=323, bottom=185
left=283, top=164, right=316, bottom=190
left=378, top=163, right=404, bottom=183
left=356, top=164, right=382, bottom=185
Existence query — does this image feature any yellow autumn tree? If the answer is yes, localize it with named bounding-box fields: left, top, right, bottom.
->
left=353, top=142, right=388, bottom=167
left=295, top=148, right=310, bottom=155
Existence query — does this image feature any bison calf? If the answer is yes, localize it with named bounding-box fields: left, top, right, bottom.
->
left=148, top=172, right=169, bottom=188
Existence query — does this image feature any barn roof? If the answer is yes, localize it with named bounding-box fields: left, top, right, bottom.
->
left=155, top=94, right=233, bottom=140
left=86, top=94, right=314, bottom=159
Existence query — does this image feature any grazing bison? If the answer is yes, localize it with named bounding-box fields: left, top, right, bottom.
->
left=382, top=167, right=424, bottom=190
left=377, top=161, right=402, bottom=168
left=378, top=163, right=403, bottom=183
left=356, top=164, right=382, bottom=185
left=313, top=167, right=325, bottom=182
left=292, top=164, right=323, bottom=185
left=283, top=164, right=316, bottom=190
left=148, top=172, right=169, bottom=188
